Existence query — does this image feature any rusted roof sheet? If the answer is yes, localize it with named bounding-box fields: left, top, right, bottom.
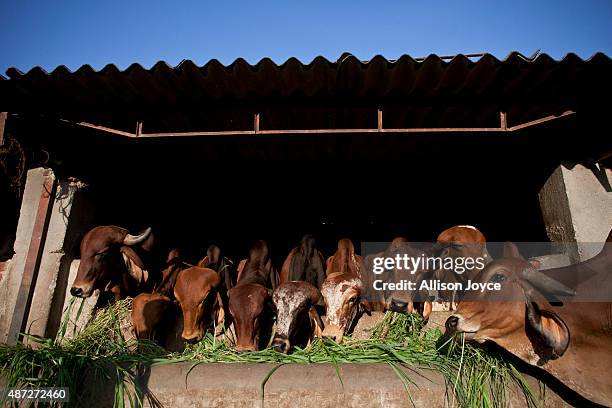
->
left=1, top=52, right=610, bottom=133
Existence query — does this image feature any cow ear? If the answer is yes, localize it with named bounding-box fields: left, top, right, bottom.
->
left=121, top=246, right=148, bottom=283
left=198, top=256, right=210, bottom=268
left=421, top=301, right=432, bottom=320
left=503, top=242, right=524, bottom=259
left=308, top=306, right=324, bottom=338
left=525, top=301, right=570, bottom=358
left=325, top=256, right=334, bottom=274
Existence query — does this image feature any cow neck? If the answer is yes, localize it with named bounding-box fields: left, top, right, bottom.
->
left=492, top=304, right=612, bottom=406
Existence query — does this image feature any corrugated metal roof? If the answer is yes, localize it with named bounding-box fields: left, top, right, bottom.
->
left=1, top=52, right=610, bottom=133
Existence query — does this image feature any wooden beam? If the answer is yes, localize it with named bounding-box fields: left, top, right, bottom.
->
left=0, top=112, right=7, bottom=146
left=377, top=109, right=383, bottom=132
left=135, top=121, right=143, bottom=137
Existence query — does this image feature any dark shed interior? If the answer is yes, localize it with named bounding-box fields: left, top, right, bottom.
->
left=1, top=53, right=610, bottom=264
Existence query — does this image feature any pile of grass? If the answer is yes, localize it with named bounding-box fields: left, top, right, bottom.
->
left=0, top=300, right=539, bottom=408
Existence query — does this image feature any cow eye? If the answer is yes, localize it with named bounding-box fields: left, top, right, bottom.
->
left=95, top=252, right=107, bottom=258
left=348, top=296, right=358, bottom=304
left=490, top=273, right=506, bottom=283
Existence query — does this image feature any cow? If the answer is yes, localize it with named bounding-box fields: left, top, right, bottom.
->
left=271, top=281, right=324, bottom=353
left=432, top=225, right=492, bottom=308
left=279, top=234, right=326, bottom=288
left=70, top=226, right=157, bottom=300
left=326, top=238, right=363, bottom=277
left=445, top=231, right=612, bottom=406
left=228, top=283, right=273, bottom=351
left=173, top=265, right=222, bottom=342
left=131, top=249, right=186, bottom=341
left=320, top=271, right=365, bottom=343
left=363, top=237, right=432, bottom=317
left=228, top=240, right=277, bottom=351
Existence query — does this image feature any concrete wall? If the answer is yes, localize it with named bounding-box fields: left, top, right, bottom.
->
left=539, top=163, right=612, bottom=262
left=80, top=362, right=568, bottom=408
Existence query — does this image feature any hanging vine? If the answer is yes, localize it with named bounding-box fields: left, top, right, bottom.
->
left=0, top=134, right=27, bottom=198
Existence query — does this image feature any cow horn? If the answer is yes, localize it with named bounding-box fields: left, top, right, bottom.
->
left=523, top=268, right=576, bottom=297
left=123, top=227, right=152, bottom=246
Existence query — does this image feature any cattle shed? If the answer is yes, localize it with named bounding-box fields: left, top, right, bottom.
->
left=0, top=52, right=611, bottom=406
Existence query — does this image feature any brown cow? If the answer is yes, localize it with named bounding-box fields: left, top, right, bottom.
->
left=228, top=283, right=272, bottom=351
left=279, top=234, right=326, bottom=288
left=445, top=233, right=612, bottom=406
left=432, top=225, right=491, bottom=307
left=131, top=249, right=186, bottom=341
left=320, top=271, right=365, bottom=343
left=363, top=237, right=432, bottom=317
left=174, top=266, right=222, bottom=342
left=271, top=281, right=324, bottom=353
left=326, top=238, right=363, bottom=277
left=71, top=225, right=155, bottom=300
left=228, top=240, right=277, bottom=351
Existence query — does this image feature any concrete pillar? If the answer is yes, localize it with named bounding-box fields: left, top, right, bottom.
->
left=25, top=178, right=87, bottom=341
left=0, top=168, right=89, bottom=344
left=539, top=163, right=612, bottom=262
left=0, top=168, right=55, bottom=344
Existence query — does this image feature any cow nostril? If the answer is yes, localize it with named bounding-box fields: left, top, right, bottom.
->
left=323, top=335, right=336, bottom=341
left=390, top=298, right=408, bottom=311
left=70, top=287, right=83, bottom=297
left=446, top=316, right=459, bottom=331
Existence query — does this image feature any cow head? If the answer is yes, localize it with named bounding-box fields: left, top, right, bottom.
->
left=445, top=242, right=575, bottom=364
left=71, top=225, right=152, bottom=298
left=228, top=283, right=272, bottom=351
left=376, top=237, right=432, bottom=318
left=272, top=281, right=323, bottom=353
left=131, top=292, right=175, bottom=340
left=434, top=225, right=491, bottom=278
left=320, top=272, right=364, bottom=343
left=431, top=225, right=491, bottom=304
left=207, top=245, right=221, bottom=264
left=173, top=266, right=221, bottom=342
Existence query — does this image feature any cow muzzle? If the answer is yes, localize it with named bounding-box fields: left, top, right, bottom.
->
left=271, top=335, right=291, bottom=354
left=388, top=298, right=413, bottom=313
left=181, top=329, right=203, bottom=343
left=445, top=314, right=479, bottom=338
left=321, top=324, right=344, bottom=343
left=235, top=343, right=258, bottom=352
left=70, top=283, right=94, bottom=298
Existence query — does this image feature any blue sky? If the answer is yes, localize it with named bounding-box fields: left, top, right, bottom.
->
left=1, top=0, right=611, bottom=74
